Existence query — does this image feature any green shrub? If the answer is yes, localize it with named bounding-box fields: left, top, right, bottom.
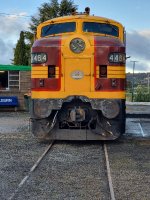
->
left=133, top=85, right=149, bottom=102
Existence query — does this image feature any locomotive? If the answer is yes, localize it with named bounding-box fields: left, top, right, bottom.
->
left=31, top=8, right=126, bottom=141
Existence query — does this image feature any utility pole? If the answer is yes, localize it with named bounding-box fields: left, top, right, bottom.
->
left=148, top=73, right=150, bottom=94
left=130, top=61, right=138, bottom=102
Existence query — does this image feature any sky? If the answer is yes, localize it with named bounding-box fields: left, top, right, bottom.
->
left=0, top=0, right=150, bottom=73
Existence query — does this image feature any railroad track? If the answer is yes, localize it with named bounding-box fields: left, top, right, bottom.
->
left=8, top=140, right=116, bottom=200
left=8, top=140, right=55, bottom=200
left=103, top=143, right=116, bottom=200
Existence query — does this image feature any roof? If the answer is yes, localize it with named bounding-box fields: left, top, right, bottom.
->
left=39, top=14, right=123, bottom=27
left=0, top=65, right=31, bottom=71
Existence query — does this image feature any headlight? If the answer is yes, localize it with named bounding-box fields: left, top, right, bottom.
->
left=31, top=53, right=47, bottom=64
left=34, top=100, right=51, bottom=118
left=108, top=53, right=126, bottom=63
left=70, top=38, right=85, bottom=53
left=101, top=100, right=120, bottom=119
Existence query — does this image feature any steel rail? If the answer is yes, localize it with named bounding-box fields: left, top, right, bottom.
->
left=8, top=140, right=55, bottom=200
left=103, top=143, right=116, bottom=200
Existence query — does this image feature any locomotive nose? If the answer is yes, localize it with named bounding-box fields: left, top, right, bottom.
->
left=61, top=34, right=94, bottom=93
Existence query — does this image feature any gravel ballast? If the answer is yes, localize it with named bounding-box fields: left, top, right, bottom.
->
left=107, top=141, right=150, bottom=200
left=0, top=112, right=149, bottom=200
left=0, top=112, right=48, bottom=199
left=14, top=142, right=110, bottom=200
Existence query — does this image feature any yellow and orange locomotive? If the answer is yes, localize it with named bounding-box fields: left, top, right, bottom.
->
left=31, top=8, right=126, bottom=141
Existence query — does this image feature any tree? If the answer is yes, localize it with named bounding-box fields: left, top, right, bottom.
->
left=59, top=0, right=75, bottom=16
left=29, top=0, right=76, bottom=33
left=13, top=0, right=77, bottom=65
left=13, top=31, right=29, bottom=65
left=134, top=85, right=150, bottom=102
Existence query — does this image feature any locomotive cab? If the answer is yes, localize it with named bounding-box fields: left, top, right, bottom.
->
left=31, top=8, right=126, bottom=141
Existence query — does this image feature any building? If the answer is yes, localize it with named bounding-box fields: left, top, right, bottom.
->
left=0, top=65, right=31, bottom=110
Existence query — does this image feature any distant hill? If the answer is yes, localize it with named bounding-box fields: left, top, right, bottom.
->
left=126, top=72, right=150, bottom=85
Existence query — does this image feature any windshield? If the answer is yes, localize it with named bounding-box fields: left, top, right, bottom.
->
left=83, top=22, right=119, bottom=37
left=41, top=22, right=76, bottom=37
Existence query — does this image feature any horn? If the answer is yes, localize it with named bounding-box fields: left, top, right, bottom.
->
left=71, top=8, right=76, bottom=15
left=85, top=7, right=90, bottom=15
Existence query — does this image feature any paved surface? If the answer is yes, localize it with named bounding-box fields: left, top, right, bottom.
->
left=126, top=102, right=150, bottom=115
left=124, top=118, right=150, bottom=139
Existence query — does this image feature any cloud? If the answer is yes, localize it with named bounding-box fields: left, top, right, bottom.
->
left=0, top=38, right=14, bottom=64
left=0, top=13, right=30, bottom=64
left=139, top=30, right=150, bottom=39
left=126, top=30, right=150, bottom=72
left=0, top=13, right=150, bottom=72
left=0, top=15, right=29, bottom=41
left=126, top=60, right=150, bottom=73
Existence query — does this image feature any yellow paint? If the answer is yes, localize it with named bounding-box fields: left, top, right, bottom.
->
left=32, top=91, right=125, bottom=99
left=96, top=66, right=99, bottom=78
left=55, top=67, right=59, bottom=71
left=55, top=75, right=59, bottom=78
left=64, top=58, right=91, bottom=92
left=32, top=66, right=48, bottom=78
left=61, top=33, right=95, bottom=93
left=107, top=65, right=125, bottom=78
left=36, top=14, right=124, bottom=42
left=108, top=66, right=125, bottom=71
left=32, top=66, right=48, bottom=71
left=31, top=75, right=47, bottom=78
left=32, top=14, right=126, bottom=100
left=32, top=71, right=48, bottom=75
left=107, top=74, right=126, bottom=78
left=108, top=71, right=125, bottom=75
